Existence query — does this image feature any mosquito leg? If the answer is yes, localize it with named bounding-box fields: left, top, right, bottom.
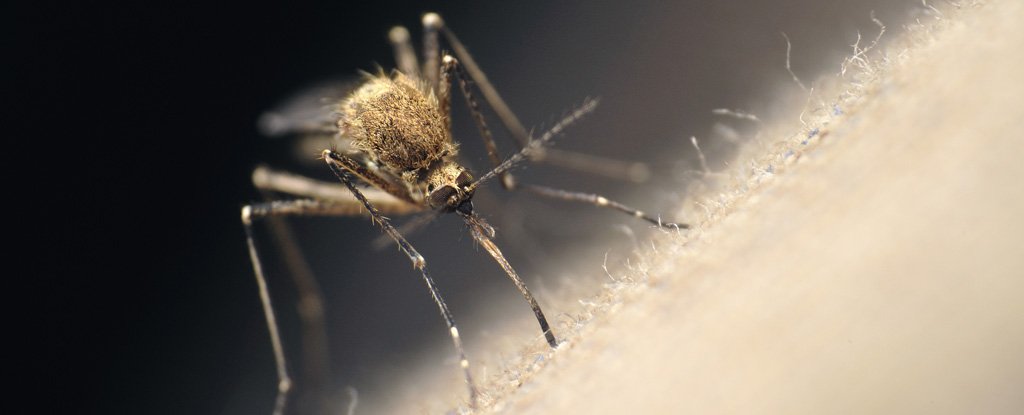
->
left=528, top=148, right=653, bottom=183
left=256, top=190, right=332, bottom=415
left=421, top=13, right=442, bottom=92
left=371, top=210, right=442, bottom=250
left=315, top=152, right=419, bottom=205
left=388, top=25, right=419, bottom=79
left=531, top=149, right=659, bottom=184
left=322, top=149, right=479, bottom=408
left=244, top=198, right=397, bottom=415
left=456, top=99, right=682, bottom=228
left=519, top=183, right=689, bottom=229
left=428, top=13, right=531, bottom=148
left=443, top=55, right=514, bottom=189
left=461, top=213, right=558, bottom=348
left=252, top=166, right=420, bottom=215
left=431, top=12, right=658, bottom=183
left=438, top=54, right=455, bottom=131
left=242, top=196, right=460, bottom=410
left=468, top=98, right=600, bottom=191
left=242, top=206, right=294, bottom=415
left=246, top=199, right=412, bottom=219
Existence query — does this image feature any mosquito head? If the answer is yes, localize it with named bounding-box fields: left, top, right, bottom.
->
left=425, top=161, right=475, bottom=211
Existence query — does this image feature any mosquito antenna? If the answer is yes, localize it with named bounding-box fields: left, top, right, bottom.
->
left=467, top=98, right=600, bottom=193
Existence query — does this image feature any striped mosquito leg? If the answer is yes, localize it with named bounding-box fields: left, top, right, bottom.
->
left=521, top=184, right=689, bottom=229
left=445, top=54, right=515, bottom=190
left=322, top=150, right=478, bottom=407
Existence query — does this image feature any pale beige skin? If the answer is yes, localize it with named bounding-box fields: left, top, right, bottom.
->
left=338, top=72, right=474, bottom=211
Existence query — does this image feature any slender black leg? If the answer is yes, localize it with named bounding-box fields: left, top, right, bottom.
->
left=322, top=150, right=479, bottom=408
left=442, top=55, right=512, bottom=188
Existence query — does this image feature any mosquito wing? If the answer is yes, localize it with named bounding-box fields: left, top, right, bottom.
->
left=257, top=78, right=366, bottom=167
left=257, top=79, right=360, bottom=138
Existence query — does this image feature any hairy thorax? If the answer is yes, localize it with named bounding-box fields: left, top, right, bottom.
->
left=338, top=73, right=455, bottom=171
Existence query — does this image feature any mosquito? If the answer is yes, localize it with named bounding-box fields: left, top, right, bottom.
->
left=242, top=12, right=686, bottom=414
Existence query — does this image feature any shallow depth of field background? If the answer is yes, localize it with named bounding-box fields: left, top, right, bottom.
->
left=235, top=1, right=916, bottom=413
left=23, top=1, right=972, bottom=414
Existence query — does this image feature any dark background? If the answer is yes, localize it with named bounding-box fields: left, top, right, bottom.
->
left=19, top=0, right=920, bottom=413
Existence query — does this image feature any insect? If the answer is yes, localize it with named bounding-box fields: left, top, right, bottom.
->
left=242, top=12, right=686, bottom=414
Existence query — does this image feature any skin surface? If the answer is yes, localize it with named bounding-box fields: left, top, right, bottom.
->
left=381, top=1, right=1024, bottom=413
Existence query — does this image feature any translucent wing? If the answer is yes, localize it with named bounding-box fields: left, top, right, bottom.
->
left=257, top=79, right=359, bottom=137
left=257, top=79, right=364, bottom=167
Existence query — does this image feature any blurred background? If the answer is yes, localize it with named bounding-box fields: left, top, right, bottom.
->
left=19, top=0, right=931, bottom=413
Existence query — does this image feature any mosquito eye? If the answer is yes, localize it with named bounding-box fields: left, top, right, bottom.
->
left=428, top=185, right=457, bottom=207
left=456, top=171, right=473, bottom=187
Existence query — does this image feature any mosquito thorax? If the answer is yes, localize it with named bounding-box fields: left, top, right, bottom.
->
left=341, top=72, right=453, bottom=172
